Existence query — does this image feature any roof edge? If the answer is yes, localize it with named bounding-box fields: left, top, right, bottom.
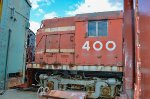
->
left=25, top=0, right=32, bottom=7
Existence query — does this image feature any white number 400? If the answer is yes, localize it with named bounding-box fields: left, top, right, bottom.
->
left=82, top=41, right=116, bottom=51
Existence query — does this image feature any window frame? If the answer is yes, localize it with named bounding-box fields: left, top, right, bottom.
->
left=87, top=20, right=108, bottom=37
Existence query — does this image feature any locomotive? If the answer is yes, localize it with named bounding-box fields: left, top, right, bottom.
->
left=27, top=11, right=123, bottom=98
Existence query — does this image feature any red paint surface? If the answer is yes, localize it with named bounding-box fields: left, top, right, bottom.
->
left=124, top=0, right=150, bottom=99
left=46, top=35, right=60, bottom=50
left=134, top=0, right=150, bottom=99
left=35, top=17, right=75, bottom=65
left=75, top=19, right=123, bottom=66
left=35, top=12, right=123, bottom=67
left=42, top=17, right=75, bottom=28
left=43, top=53, right=57, bottom=64
left=60, top=33, right=75, bottom=49
left=123, top=1, right=134, bottom=99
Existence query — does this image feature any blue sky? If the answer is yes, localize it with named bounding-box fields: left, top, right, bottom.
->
left=29, top=0, right=123, bottom=33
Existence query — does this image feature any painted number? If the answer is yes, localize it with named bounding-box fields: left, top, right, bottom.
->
left=93, top=41, right=103, bottom=51
left=82, top=41, right=116, bottom=51
left=106, top=41, right=116, bottom=51
left=82, top=41, right=90, bottom=51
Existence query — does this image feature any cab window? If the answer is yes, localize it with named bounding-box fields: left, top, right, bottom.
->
left=88, top=20, right=108, bottom=37
left=88, top=21, right=96, bottom=36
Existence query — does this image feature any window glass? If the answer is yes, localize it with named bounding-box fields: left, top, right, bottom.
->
left=88, top=21, right=96, bottom=36
left=88, top=20, right=108, bottom=37
left=98, top=20, right=108, bottom=36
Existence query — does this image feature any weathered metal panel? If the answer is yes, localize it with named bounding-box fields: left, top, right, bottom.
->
left=35, top=35, right=46, bottom=63
left=42, top=17, right=75, bottom=28
left=36, top=34, right=46, bottom=52
left=44, top=26, right=75, bottom=32
left=45, top=35, right=60, bottom=64
left=0, top=0, right=31, bottom=90
left=0, top=0, right=11, bottom=91
left=57, top=53, right=74, bottom=65
left=43, top=53, right=57, bottom=64
left=75, top=11, right=123, bottom=21
left=123, top=1, right=134, bottom=99
left=134, top=0, right=150, bottom=99
left=75, top=16, right=123, bottom=66
left=46, top=35, right=60, bottom=51
left=60, top=34, right=75, bottom=50
left=35, top=17, right=75, bottom=65
left=7, top=0, right=31, bottom=73
left=58, top=34, right=75, bottom=64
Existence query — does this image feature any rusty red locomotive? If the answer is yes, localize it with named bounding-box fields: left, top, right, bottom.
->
left=35, top=11, right=123, bottom=67
left=27, top=11, right=123, bottom=98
